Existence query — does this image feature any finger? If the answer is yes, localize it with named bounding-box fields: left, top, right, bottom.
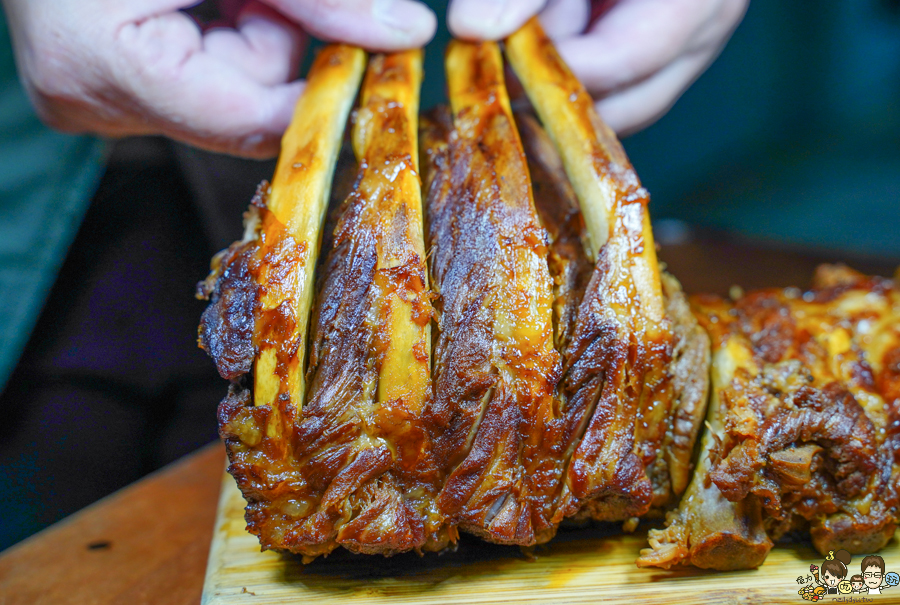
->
left=203, top=2, right=306, bottom=87
left=538, top=0, right=590, bottom=40
left=114, top=11, right=305, bottom=157
left=558, top=0, right=742, bottom=95
left=262, top=0, right=436, bottom=51
left=594, top=50, right=712, bottom=136
left=448, top=0, right=548, bottom=41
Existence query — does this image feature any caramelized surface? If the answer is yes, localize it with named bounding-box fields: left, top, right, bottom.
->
left=253, top=46, right=367, bottom=409
left=202, top=49, right=447, bottom=560
left=202, top=25, right=712, bottom=559
left=293, top=49, right=442, bottom=558
left=507, top=18, right=700, bottom=522
left=640, top=266, right=900, bottom=569
left=423, top=41, right=562, bottom=545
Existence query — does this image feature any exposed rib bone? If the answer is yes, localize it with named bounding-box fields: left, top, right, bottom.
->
left=296, top=48, right=443, bottom=558
left=252, top=46, right=367, bottom=409
left=506, top=17, right=677, bottom=522
left=424, top=40, right=561, bottom=545
left=637, top=338, right=773, bottom=570
left=205, top=48, right=450, bottom=561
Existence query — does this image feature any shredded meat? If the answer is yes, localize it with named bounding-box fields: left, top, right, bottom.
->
left=639, top=269, right=900, bottom=569
left=711, top=369, right=878, bottom=508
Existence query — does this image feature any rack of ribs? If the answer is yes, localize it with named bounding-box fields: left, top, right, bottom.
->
left=198, top=18, right=710, bottom=559
left=199, top=47, right=451, bottom=560
left=638, top=264, right=900, bottom=570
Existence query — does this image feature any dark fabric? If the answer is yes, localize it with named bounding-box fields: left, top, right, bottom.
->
left=0, top=152, right=222, bottom=550
left=0, top=9, right=107, bottom=394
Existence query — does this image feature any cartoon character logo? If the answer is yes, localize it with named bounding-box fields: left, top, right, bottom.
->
left=860, top=555, right=900, bottom=595
left=797, top=552, right=900, bottom=599
left=810, top=549, right=852, bottom=596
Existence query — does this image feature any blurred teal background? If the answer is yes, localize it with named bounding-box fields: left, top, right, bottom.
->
left=413, top=0, right=900, bottom=258
left=621, top=0, right=900, bottom=257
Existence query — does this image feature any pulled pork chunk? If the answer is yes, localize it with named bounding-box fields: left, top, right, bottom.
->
left=639, top=266, right=900, bottom=570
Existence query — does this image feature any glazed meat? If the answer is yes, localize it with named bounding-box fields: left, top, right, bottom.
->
left=420, top=41, right=563, bottom=545
left=201, top=48, right=450, bottom=560
left=638, top=265, right=900, bottom=570
left=416, top=27, right=709, bottom=547
left=506, top=19, right=710, bottom=522
left=199, top=19, right=711, bottom=560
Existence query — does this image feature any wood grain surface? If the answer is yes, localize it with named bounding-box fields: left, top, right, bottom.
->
left=203, top=470, right=900, bottom=604
left=0, top=443, right=224, bottom=605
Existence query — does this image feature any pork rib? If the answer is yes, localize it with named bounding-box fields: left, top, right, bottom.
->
left=200, top=48, right=451, bottom=560
left=506, top=18, right=709, bottom=522
left=201, top=24, right=712, bottom=559
left=422, top=40, right=563, bottom=545
left=639, top=266, right=900, bottom=569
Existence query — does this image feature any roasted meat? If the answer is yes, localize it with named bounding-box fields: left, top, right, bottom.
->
left=201, top=48, right=452, bottom=560
left=638, top=265, right=900, bottom=570
left=419, top=40, right=563, bottom=546
left=506, top=18, right=710, bottom=521
left=199, top=20, right=711, bottom=560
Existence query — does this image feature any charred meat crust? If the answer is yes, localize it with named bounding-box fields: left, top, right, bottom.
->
left=640, top=269, right=900, bottom=570
left=554, top=245, right=659, bottom=521
left=504, top=21, right=709, bottom=524
left=421, top=104, right=710, bottom=540
left=204, top=99, right=712, bottom=558
left=197, top=198, right=265, bottom=381
left=423, top=41, right=563, bottom=546
left=207, top=51, right=448, bottom=561
left=202, top=38, right=712, bottom=558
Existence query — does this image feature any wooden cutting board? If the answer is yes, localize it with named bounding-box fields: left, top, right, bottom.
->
left=202, top=472, right=900, bottom=604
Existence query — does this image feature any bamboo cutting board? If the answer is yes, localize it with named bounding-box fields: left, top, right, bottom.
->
left=202, top=471, right=900, bottom=604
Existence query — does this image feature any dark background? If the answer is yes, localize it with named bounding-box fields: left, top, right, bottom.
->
left=1, top=0, right=898, bottom=551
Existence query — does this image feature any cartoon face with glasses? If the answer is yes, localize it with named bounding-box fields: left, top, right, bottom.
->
left=862, top=555, right=886, bottom=594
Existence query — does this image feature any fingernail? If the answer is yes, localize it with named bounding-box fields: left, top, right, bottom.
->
left=374, top=0, right=436, bottom=35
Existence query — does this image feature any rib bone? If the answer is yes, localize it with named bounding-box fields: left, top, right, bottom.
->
left=202, top=48, right=450, bottom=561
left=507, top=18, right=679, bottom=521
left=253, top=46, right=367, bottom=409
left=424, top=40, right=562, bottom=545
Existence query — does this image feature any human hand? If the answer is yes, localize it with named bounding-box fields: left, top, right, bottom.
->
left=2, top=0, right=436, bottom=158
left=448, top=0, right=748, bottom=135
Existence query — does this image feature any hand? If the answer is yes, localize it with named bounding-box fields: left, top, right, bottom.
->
left=448, top=0, right=748, bottom=136
left=2, top=0, right=436, bottom=158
